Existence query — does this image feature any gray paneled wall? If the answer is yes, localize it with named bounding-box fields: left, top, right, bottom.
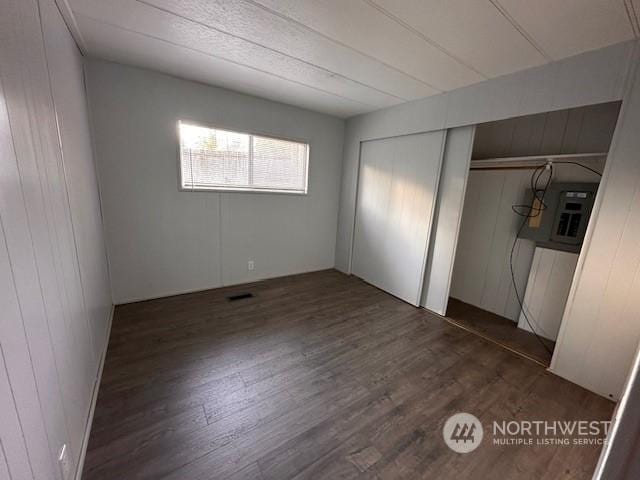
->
left=0, top=1, right=112, bottom=479
left=472, top=101, right=621, bottom=159
left=86, top=60, right=345, bottom=304
left=449, top=169, right=536, bottom=321
left=552, top=48, right=640, bottom=400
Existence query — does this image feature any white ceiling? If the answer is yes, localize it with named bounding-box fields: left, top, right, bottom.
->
left=61, top=0, right=640, bottom=118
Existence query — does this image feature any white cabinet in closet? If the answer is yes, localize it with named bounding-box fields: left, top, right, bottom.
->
left=518, top=246, right=578, bottom=341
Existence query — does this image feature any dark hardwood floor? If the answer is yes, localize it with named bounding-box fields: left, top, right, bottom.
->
left=83, top=270, right=613, bottom=480
left=446, top=298, right=556, bottom=366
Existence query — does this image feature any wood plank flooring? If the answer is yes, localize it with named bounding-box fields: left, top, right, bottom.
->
left=446, top=298, right=556, bottom=366
left=83, top=270, right=613, bottom=480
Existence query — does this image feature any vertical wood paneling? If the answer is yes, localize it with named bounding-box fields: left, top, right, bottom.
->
left=1, top=1, right=93, bottom=476
left=503, top=236, right=537, bottom=322
left=479, top=170, right=528, bottom=314
left=0, top=440, right=13, bottom=480
left=353, top=130, right=445, bottom=305
left=559, top=107, right=585, bottom=154
left=593, top=342, right=640, bottom=479
left=39, top=0, right=112, bottom=459
left=452, top=171, right=505, bottom=306
left=553, top=51, right=640, bottom=398
left=0, top=0, right=112, bottom=478
left=449, top=169, right=535, bottom=321
left=39, top=0, right=111, bottom=355
left=448, top=167, right=481, bottom=299
left=0, top=11, right=61, bottom=475
left=494, top=171, right=538, bottom=320
left=0, top=236, right=35, bottom=480
left=518, top=247, right=579, bottom=341
left=472, top=102, right=620, bottom=159
left=20, top=0, right=97, bottom=381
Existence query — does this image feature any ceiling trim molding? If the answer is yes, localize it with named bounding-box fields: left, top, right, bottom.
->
left=135, top=0, right=406, bottom=102
left=242, top=0, right=442, bottom=93
left=362, top=0, right=488, bottom=79
left=488, top=0, right=552, bottom=62
left=76, top=13, right=379, bottom=111
left=54, top=0, right=89, bottom=54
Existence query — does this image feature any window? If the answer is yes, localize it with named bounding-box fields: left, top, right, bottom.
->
left=179, top=122, right=309, bottom=194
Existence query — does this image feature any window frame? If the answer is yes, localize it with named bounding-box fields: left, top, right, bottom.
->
left=176, top=120, right=310, bottom=195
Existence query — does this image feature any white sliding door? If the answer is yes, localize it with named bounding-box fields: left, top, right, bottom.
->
left=422, top=126, right=475, bottom=315
left=352, top=130, right=446, bottom=306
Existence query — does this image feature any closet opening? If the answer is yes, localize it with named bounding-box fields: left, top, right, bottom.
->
left=446, top=101, right=622, bottom=366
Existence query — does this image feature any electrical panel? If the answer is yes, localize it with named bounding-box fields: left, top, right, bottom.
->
left=518, top=183, right=598, bottom=253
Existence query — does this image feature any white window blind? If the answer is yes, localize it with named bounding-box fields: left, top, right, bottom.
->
left=179, top=122, right=309, bottom=194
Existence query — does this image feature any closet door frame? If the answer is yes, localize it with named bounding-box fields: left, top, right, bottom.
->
left=350, top=130, right=446, bottom=306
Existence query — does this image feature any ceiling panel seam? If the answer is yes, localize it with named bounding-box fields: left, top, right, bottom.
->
left=242, top=0, right=443, bottom=93
left=74, top=13, right=378, bottom=109
left=488, top=0, right=553, bottom=61
left=624, top=0, right=640, bottom=37
left=134, top=0, right=407, bottom=102
left=363, top=0, right=488, bottom=79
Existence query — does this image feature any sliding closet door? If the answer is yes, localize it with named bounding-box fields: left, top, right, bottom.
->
left=422, top=126, right=475, bottom=315
left=352, top=130, right=446, bottom=306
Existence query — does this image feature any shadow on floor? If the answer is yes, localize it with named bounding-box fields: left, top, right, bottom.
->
left=446, top=297, right=555, bottom=366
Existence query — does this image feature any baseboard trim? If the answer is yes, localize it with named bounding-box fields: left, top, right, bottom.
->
left=114, top=267, right=336, bottom=305
left=74, top=304, right=114, bottom=480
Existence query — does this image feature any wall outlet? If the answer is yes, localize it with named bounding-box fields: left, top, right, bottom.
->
left=247, top=260, right=255, bottom=271
left=58, top=444, right=71, bottom=479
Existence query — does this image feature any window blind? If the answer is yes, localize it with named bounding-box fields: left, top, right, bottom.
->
left=179, top=122, right=309, bottom=194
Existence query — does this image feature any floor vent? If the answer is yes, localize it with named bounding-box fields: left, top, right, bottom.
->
left=226, top=292, right=254, bottom=302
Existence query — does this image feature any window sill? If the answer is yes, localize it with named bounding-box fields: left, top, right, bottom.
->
left=179, top=185, right=308, bottom=195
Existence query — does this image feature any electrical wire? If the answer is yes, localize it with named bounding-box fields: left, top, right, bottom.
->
left=508, top=160, right=603, bottom=357
left=550, top=160, right=603, bottom=177
left=509, top=163, right=554, bottom=356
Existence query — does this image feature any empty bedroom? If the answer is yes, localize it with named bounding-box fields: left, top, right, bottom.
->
left=2, top=1, right=640, bottom=479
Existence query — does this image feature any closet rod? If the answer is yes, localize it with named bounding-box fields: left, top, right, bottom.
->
left=469, top=152, right=607, bottom=171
